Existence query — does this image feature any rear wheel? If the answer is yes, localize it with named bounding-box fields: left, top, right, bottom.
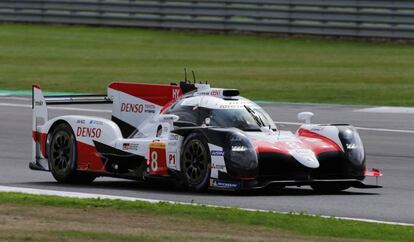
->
left=311, top=183, right=351, bottom=193
left=49, top=123, right=96, bottom=184
left=180, top=133, right=211, bottom=192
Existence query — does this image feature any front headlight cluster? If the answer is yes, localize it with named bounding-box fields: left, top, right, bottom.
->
left=229, top=132, right=252, bottom=151
left=224, top=132, right=258, bottom=177
left=230, top=134, right=249, bottom=152
left=339, top=127, right=365, bottom=167
left=231, top=146, right=248, bottom=152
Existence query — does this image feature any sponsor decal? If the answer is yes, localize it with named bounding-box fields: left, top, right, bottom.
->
left=34, top=100, right=43, bottom=106
left=172, top=89, right=180, bottom=99
left=211, top=150, right=224, bottom=156
left=210, top=179, right=240, bottom=190
left=89, top=120, right=104, bottom=125
left=168, top=141, right=177, bottom=146
left=145, top=104, right=156, bottom=109
left=219, top=105, right=244, bottom=109
left=76, top=120, right=85, bottom=124
left=311, top=127, right=325, bottom=132
left=212, top=163, right=226, bottom=170
left=161, top=116, right=177, bottom=122
left=144, top=104, right=156, bottom=113
left=169, top=134, right=179, bottom=141
left=197, top=91, right=210, bottom=96
left=210, top=89, right=220, bottom=96
left=121, top=103, right=144, bottom=113
left=149, top=142, right=166, bottom=149
left=122, top=143, right=139, bottom=151
left=76, top=127, right=102, bottom=138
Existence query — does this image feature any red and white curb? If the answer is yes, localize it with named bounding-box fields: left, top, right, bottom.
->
left=0, top=185, right=413, bottom=227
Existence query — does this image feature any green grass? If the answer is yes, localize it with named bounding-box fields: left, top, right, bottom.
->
left=0, top=192, right=413, bottom=242
left=0, top=23, right=414, bottom=106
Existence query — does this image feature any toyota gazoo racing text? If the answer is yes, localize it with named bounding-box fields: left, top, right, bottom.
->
left=30, top=81, right=382, bottom=192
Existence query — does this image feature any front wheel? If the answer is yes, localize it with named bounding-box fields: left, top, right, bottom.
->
left=180, top=132, right=211, bottom=192
left=48, top=123, right=96, bottom=184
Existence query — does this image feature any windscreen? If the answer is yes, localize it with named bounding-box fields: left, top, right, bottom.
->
left=208, top=105, right=276, bottom=131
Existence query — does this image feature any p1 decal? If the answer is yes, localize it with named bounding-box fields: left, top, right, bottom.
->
left=167, top=152, right=177, bottom=169
left=148, top=142, right=168, bottom=176
left=76, top=127, right=102, bottom=138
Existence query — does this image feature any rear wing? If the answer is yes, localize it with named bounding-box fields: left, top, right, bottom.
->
left=32, top=84, right=112, bottom=121
left=32, top=84, right=112, bottom=130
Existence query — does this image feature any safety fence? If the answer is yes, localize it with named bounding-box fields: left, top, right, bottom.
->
left=1, top=0, right=414, bottom=38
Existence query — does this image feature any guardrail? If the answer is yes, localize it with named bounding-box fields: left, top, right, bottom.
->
left=1, top=0, right=414, bottom=38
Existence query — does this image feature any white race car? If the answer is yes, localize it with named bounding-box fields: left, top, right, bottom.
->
left=31, top=81, right=382, bottom=192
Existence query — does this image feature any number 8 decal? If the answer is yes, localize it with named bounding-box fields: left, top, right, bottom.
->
left=151, top=151, right=158, bottom=171
left=149, top=142, right=167, bottom=175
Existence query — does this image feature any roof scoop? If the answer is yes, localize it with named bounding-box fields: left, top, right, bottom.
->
left=222, top=89, right=240, bottom=97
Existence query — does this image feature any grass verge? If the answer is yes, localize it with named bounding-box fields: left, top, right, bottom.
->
left=0, top=23, right=414, bottom=106
left=0, top=192, right=412, bottom=242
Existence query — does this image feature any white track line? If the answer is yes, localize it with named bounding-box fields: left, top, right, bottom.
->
left=0, top=185, right=413, bottom=227
left=1, top=102, right=413, bottom=134
left=0, top=102, right=111, bottom=113
left=0, top=96, right=31, bottom=101
left=355, top=107, right=414, bottom=114
left=0, top=103, right=31, bottom=108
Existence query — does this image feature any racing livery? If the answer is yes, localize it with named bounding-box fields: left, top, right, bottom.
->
left=30, top=81, right=382, bottom=192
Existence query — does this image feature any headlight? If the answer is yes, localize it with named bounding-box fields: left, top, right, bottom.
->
left=224, top=132, right=258, bottom=177
left=231, top=146, right=247, bottom=152
left=229, top=134, right=249, bottom=152
left=339, top=127, right=365, bottom=167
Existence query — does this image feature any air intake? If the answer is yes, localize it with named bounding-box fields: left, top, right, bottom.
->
left=222, top=89, right=240, bottom=97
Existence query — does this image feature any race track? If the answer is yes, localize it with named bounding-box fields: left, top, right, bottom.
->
left=1, top=96, right=413, bottom=224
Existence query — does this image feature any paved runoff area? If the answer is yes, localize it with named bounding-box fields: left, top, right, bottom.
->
left=1, top=95, right=414, bottom=224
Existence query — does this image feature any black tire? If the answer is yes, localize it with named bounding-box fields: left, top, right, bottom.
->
left=180, top=132, right=211, bottom=192
left=311, top=183, right=351, bottom=193
left=48, top=123, right=96, bottom=184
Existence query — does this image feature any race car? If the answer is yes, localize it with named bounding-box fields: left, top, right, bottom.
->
left=30, top=81, right=382, bottom=192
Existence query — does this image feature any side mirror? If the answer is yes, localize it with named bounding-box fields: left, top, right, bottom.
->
left=157, top=114, right=179, bottom=123
left=297, top=112, right=314, bottom=124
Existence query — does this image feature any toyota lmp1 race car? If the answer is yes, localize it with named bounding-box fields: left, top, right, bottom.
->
left=30, top=80, right=382, bottom=192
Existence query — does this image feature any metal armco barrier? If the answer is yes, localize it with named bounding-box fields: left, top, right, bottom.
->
left=1, top=0, right=414, bottom=38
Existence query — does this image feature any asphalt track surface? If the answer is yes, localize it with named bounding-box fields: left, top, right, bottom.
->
left=1, top=96, right=413, bottom=224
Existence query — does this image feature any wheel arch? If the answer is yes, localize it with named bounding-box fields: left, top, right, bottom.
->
left=179, top=130, right=212, bottom=191
left=46, top=119, right=75, bottom=159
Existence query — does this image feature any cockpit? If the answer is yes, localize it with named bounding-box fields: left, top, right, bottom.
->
left=167, top=95, right=277, bottom=131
